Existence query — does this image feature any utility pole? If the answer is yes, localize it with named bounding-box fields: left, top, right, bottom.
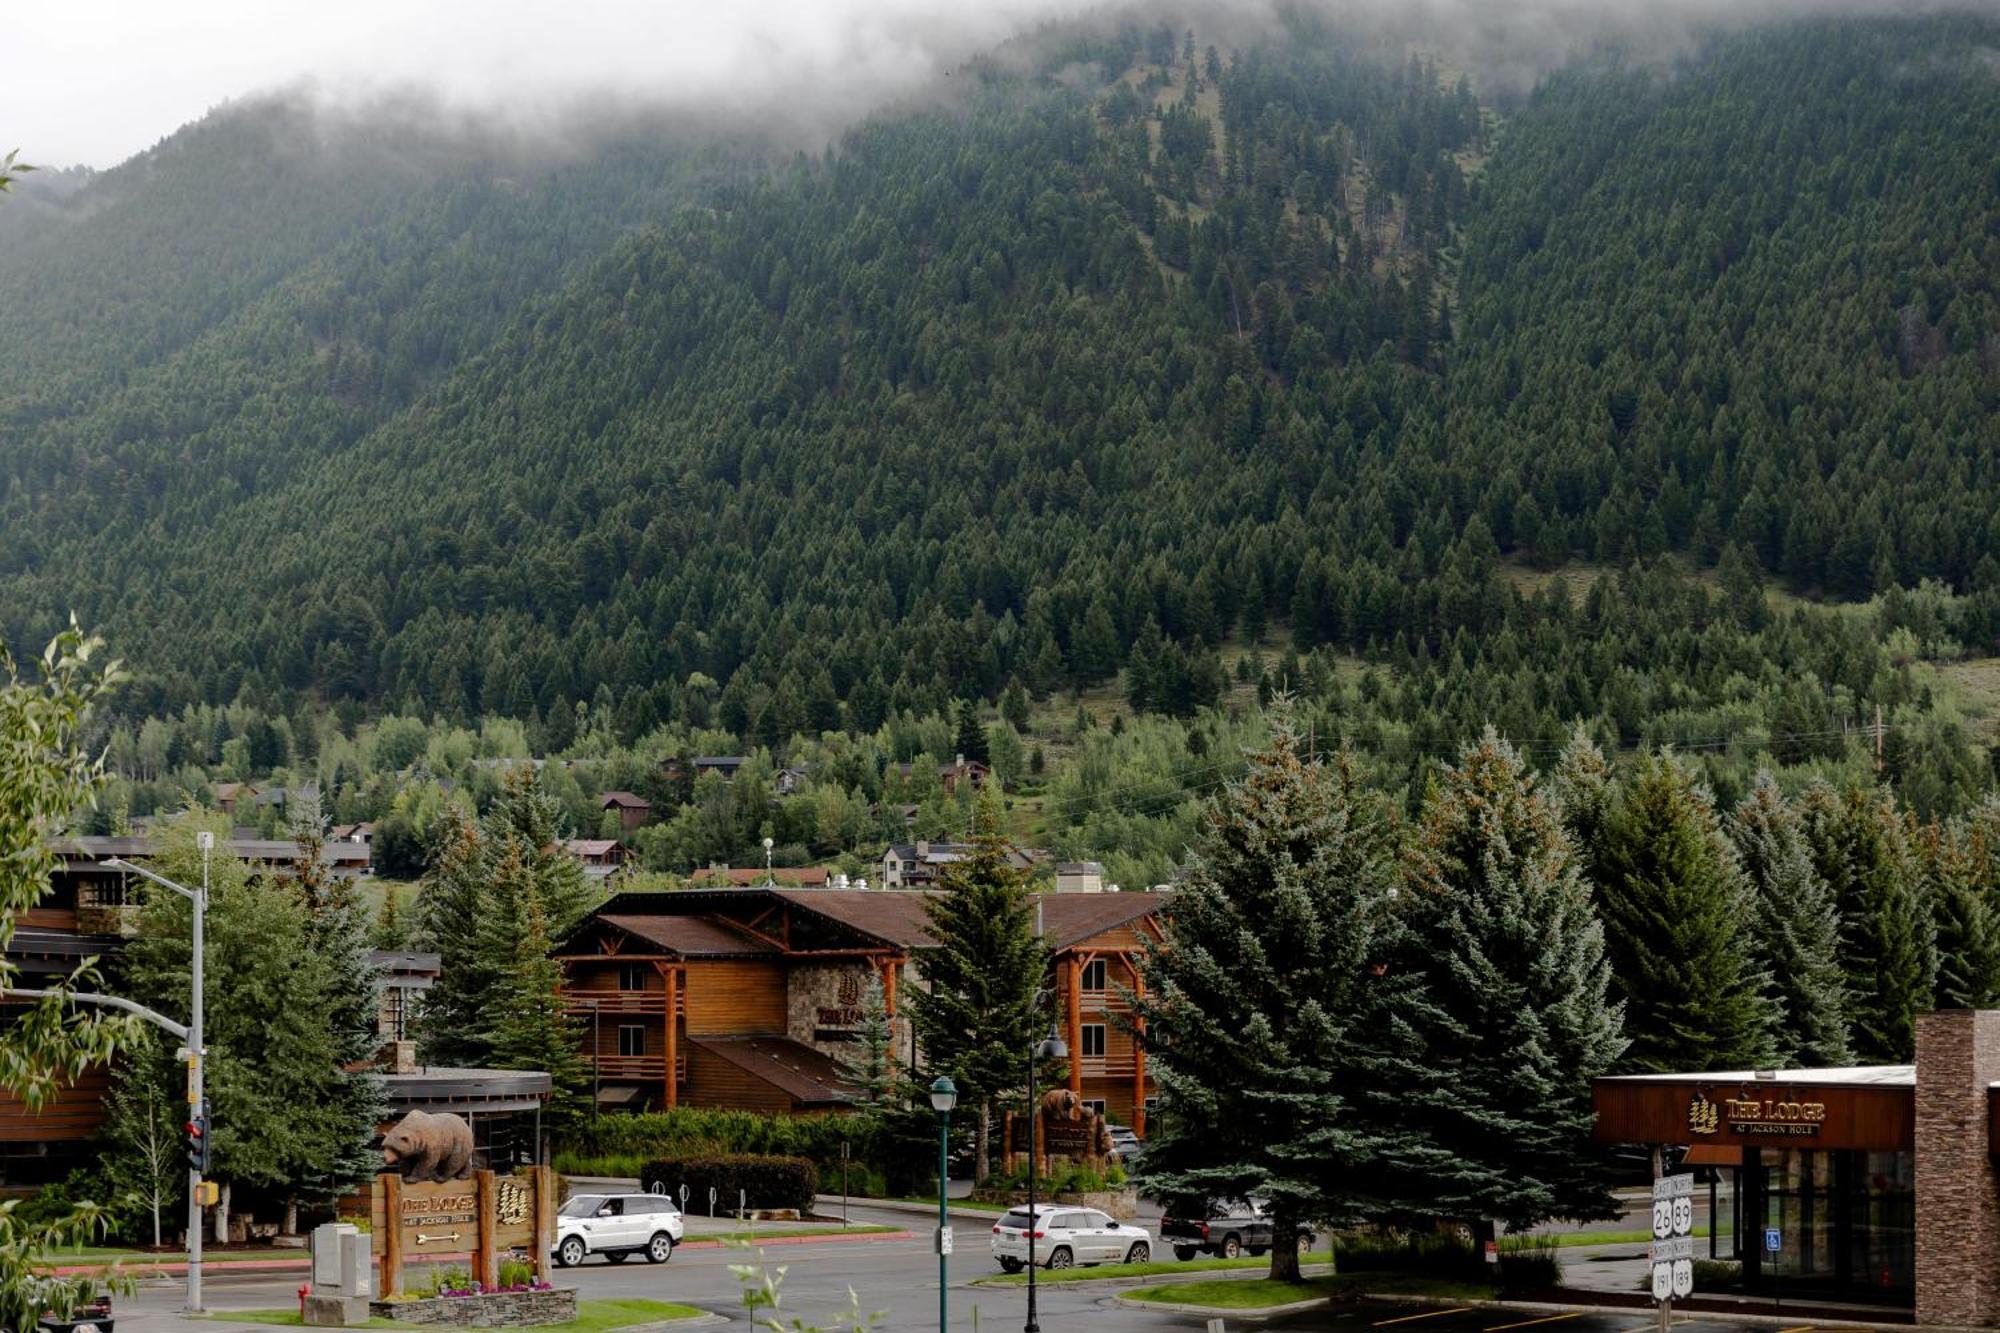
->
left=1874, top=703, right=1885, bottom=773
left=107, top=838, right=209, bottom=1313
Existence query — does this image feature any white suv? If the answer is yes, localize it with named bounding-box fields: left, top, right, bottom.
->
left=553, top=1192, right=684, bottom=1267
left=990, top=1203, right=1153, bottom=1272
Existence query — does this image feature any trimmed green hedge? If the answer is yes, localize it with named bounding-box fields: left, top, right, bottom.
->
left=639, top=1154, right=819, bottom=1213
left=556, top=1107, right=935, bottom=1196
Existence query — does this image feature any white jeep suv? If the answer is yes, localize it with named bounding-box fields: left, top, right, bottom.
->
left=991, top=1203, right=1153, bottom=1272
left=552, top=1192, right=684, bottom=1267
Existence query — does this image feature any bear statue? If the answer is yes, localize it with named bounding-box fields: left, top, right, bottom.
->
left=380, top=1109, right=476, bottom=1182
left=1038, top=1087, right=1083, bottom=1123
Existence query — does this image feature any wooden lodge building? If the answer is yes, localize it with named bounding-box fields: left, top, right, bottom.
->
left=556, top=887, right=1166, bottom=1132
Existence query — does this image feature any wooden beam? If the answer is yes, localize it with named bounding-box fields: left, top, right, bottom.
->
left=1066, top=957, right=1083, bottom=1095
left=473, top=1170, right=497, bottom=1290
left=661, top=964, right=680, bottom=1110
left=1132, top=969, right=1148, bottom=1139
left=381, top=1173, right=403, bottom=1298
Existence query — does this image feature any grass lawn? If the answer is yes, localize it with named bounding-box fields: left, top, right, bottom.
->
left=890, top=1196, right=1013, bottom=1214
left=206, top=1299, right=705, bottom=1331
left=973, top=1251, right=1333, bottom=1287
left=1535, top=1225, right=1722, bottom=1248
left=1128, top=1274, right=1493, bottom=1309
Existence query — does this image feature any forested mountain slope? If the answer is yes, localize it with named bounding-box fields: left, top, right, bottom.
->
left=2, top=13, right=1997, bottom=766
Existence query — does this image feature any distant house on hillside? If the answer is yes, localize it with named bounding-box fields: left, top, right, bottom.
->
left=937, top=755, right=991, bottom=796
left=561, top=839, right=628, bottom=883
left=776, top=766, right=811, bottom=797
left=599, top=791, right=653, bottom=836
left=881, top=839, right=1044, bottom=889
left=212, top=782, right=257, bottom=817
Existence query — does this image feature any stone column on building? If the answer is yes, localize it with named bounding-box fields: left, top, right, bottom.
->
left=1915, top=1009, right=2000, bottom=1327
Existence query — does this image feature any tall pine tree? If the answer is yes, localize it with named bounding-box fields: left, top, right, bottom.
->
left=481, top=837, right=590, bottom=1136
left=1135, top=722, right=1398, bottom=1282
left=907, top=802, right=1046, bottom=1183
left=1799, top=783, right=1935, bottom=1061
left=1596, top=752, right=1772, bottom=1072
left=1728, top=775, right=1852, bottom=1066
left=1371, top=732, right=1625, bottom=1234
left=1920, top=806, right=2000, bottom=1010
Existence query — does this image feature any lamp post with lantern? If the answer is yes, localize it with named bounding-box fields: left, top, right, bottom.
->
left=1024, top=1025, right=1067, bottom=1333
left=929, top=1076, right=957, bottom=1333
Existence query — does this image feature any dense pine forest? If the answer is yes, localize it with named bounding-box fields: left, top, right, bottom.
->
left=4, top=11, right=2000, bottom=882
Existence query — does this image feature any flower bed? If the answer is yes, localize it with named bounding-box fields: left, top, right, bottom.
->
left=370, top=1287, right=578, bottom=1327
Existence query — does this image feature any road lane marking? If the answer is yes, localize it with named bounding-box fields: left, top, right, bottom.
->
left=1374, top=1308, right=1474, bottom=1326
left=1483, top=1314, right=1581, bottom=1332
left=1777, top=1326, right=1815, bottom=1333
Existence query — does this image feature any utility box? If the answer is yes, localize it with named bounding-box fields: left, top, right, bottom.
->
left=305, top=1223, right=371, bottom=1326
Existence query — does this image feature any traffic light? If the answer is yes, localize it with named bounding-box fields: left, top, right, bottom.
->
left=186, top=1102, right=210, bottom=1173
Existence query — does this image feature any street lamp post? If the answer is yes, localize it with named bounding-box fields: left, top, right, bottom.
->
left=762, top=836, right=774, bottom=886
left=1024, top=1025, right=1067, bottom=1333
left=107, top=837, right=210, bottom=1314
left=929, top=1076, right=957, bottom=1333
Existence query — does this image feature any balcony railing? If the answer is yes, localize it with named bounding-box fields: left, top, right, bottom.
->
left=589, top=1054, right=689, bottom=1083
left=562, top=988, right=683, bottom=1017
left=1077, top=1056, right=1138, bottom=1078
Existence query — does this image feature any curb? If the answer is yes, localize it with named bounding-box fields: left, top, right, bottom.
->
left=1359, top=1294, right=1921, bottom=1330
left=1114, top=1292, right=1332, bottom=1319
left=969, top=1262, right=1336, bottom=1292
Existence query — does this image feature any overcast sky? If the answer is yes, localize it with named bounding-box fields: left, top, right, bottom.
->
left=7, top=0, right=1107, bottom=168
left=10, top=0, right=1997, bottom=169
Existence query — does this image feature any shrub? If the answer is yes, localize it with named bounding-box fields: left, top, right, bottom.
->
left=1497, top=1234, right=1563, bottom=1291
left=1334, top=1230, right=1487, bottom=1280
left=639, top=1154, right=818, bottom=1213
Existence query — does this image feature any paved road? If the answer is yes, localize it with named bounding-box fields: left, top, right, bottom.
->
left=111, top=1199, right=1906, bottom=1333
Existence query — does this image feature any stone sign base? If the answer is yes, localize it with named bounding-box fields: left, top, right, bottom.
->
left=370, top=1289, right=579, bottom=1328
left=305, top=1295, right=370, bottom=1327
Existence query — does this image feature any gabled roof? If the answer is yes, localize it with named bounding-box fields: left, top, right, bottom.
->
left=1035, top=892, right=1169, bottom=951
left=769, top=888, right=936, bottom=949
left=564, top=839, right=622, bottom=856
left=600, top=791, right=651, bottom=809
left=597, top=914, right=781, bottom=958
left=688, top=1035, right=851, bottom=1105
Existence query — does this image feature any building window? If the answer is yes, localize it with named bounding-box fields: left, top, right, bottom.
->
left=1081, top=1024, right=1106, bottom=1058
left=618, top=1025, right=646, bottom=1057
left=618, top=964, right=649, bottom=991
left=1082, top=1099, right=1106, bottom=1117
left=1080, top=959, right=1107, bottom=992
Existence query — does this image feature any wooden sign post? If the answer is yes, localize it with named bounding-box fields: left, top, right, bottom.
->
left=371, top=1166, right=554, bottom=1297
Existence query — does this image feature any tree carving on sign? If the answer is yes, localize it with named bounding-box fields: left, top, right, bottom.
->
left=380, top=1109, right=476, bottom=1182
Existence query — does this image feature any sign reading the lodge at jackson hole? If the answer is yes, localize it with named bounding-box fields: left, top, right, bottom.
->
left=370, top=1168, right=552, bottom=1295
left=1687, top=1089, right=1827, bottom=1138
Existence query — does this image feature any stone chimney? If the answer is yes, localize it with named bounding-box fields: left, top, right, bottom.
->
left=377, top=1040, right=419, bottom=1075
left=1915, top=1009, right=2000, bottom=1327
left=916, top=840, right=929, bottom=858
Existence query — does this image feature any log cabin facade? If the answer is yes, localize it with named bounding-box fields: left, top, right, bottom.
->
left=555, top=888, right=1167, bottom=1131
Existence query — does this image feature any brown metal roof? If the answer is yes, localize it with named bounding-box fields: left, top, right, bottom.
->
left=1035, top=892, right=1170, bottom=950
left=769, top=889, right=938, bottom=948
left=688, top=1035, right=852, bottom=1106
left=598, top=914, right=779, bottom=958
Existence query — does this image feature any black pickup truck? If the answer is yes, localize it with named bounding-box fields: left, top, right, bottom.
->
left=1159, top=1199, right=1314, bottom=1261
